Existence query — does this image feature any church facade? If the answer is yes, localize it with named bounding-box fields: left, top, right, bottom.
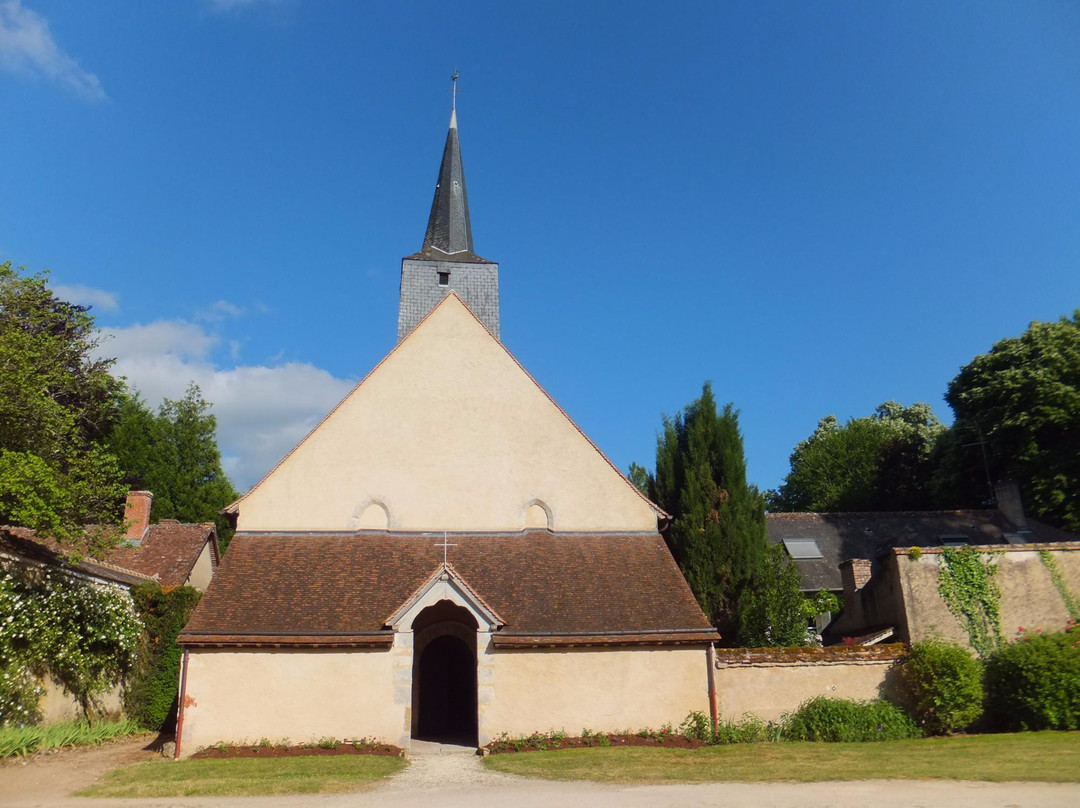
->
left=175, top=105, right=717, bottom=756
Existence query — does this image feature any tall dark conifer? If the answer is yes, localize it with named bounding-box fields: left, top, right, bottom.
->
left=651, top=383, right=767, bottom=640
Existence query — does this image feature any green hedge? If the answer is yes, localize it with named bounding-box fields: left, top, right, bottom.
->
left=986, top=623, right=1080, bottom=731
left=123, top=583, right=200, bottom=732
left=902, top=638, right=984, bottom=734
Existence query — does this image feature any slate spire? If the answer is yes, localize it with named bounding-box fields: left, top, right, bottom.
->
left=398, top=77, right=499, bottom=343
left=421, top=107, right=474, bottom=257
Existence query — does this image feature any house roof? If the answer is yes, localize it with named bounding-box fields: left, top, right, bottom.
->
left=179, top=531, right=718, bottom=648
left=105, top=521, right=218, bottom=587
left=766, top=510, right=1076, bottom=592
left=0, top=527, right=151, bottom=587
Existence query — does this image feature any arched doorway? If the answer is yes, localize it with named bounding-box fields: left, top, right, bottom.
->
left=411, top=601, right=478, bottom=744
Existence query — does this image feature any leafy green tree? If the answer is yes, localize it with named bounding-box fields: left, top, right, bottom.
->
left=627, top=462, right=651, bottom=497
left=109, top=385, right=239, bottom=548
left=942, top=313, right=1080, bottom=531
left=647, top=383, right=767, bottom=640
left=769, top=401, right=945, bottom=513
left=738, top=543, right=808, bottom=646
left=0, top=261, right=126, bottom=549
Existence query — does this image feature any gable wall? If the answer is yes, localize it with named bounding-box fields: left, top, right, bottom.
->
left=185, top=542, right=215, bottom=592
left=236, top=297, right=657, bottom=533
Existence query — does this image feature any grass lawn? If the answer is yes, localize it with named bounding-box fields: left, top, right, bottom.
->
left=483, top=732, right=1080, bottom=784
left=78, top=754, right=408, bottom=798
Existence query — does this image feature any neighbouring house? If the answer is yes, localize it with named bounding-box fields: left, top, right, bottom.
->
left=767, top=482, right=1078, bottom=646
left=105, top=490, right=220, bottom=591
left=175, top=104, right=719, bottom=757
left=832, top=542, right=1080, bottom=649
left=0, top=491, right=220, bottom=723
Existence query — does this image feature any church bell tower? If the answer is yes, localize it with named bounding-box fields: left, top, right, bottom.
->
left=398, top=81, right=500, bottom=342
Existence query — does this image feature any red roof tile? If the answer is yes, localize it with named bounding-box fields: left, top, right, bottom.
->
left=180, top=532, right=717, bottom=647
left=105, top=522, right=218, bottom=586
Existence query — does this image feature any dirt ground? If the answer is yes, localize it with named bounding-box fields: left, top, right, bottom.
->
left=0, top=734, right=158, bottom=806
left=1, top=736, right=1079, bottom=808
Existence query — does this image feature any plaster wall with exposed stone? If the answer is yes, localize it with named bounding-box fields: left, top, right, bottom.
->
left=839, top=544, right=1080, bottom=649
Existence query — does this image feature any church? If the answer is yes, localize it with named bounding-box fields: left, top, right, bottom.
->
left=175, top=101, right=718, bottom=756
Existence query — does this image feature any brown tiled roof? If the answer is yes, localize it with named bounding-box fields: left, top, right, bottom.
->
left=179, top=532, right=717, bottom=648
left=0, top=527, right=151, bottom=587
left=105, top=521, right=218, bottom=586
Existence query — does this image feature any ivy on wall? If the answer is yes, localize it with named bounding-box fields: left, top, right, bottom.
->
left=1038, top=550, right=1080, bottom=620
left=937, top=547, right=1003, bottom=658
left=0, top=563, right=141, bottom=726
left=124, top=583, right=200, bottom=731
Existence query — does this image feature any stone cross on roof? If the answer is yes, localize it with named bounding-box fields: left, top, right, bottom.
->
left=434, top=532, right=457, bottom=566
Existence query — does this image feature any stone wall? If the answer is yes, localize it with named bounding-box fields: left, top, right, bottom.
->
left=712, top=645, right=905, bottom=723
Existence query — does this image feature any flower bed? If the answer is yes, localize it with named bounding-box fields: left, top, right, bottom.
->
left=192, top=739, right=404, bottom=759
left=486, top=728, right=705, bottom=754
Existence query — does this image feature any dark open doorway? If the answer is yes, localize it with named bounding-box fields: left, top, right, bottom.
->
left=412, top=601, right=478, bottom=745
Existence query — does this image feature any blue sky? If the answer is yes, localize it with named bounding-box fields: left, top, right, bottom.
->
left=2, top=1, right=1078, bottom=493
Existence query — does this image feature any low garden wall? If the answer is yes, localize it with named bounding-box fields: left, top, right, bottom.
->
left=713, top=644, right=905, bottom=723
left=38, top=678, right=123, bottom=724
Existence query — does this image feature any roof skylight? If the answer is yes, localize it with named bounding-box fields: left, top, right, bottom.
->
left=782, top=538, right=824, bottom=559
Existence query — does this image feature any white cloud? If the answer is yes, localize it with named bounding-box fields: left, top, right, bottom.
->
left=101, top=319, right=355, bottom=492
left=51, top=282, right=119, bottom=312
left=197, top=299, right=246, bottom=322
left=102, top=320, right=217, bottom=363
left=0, top=2, right=105, bottom=101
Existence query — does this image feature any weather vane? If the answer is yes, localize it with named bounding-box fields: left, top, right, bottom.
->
left=450, top=70, right=459, bottom=111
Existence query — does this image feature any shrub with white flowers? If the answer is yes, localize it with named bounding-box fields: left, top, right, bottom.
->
left=0, top=563, right=141, bottom=726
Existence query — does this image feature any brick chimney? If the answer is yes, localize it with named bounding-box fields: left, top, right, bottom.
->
left=123, top=490, right=153, bottom=543
left=839, top=558, right=872, bottom=611
left=994, top=480, right=1026, bottom=528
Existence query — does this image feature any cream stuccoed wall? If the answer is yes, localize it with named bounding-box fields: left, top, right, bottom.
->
left=185, top=541, right=215, bottom=591
left=713, top=660, right=899, bottom=723
left=479, top=646, right=710, bottom=739
left=179, top=648, right=404, bottom=757
left=234, top=295, right=658, bottom=533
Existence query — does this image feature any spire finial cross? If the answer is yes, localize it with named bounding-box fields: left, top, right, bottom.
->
left=435, top=531, right=457, bottom=566
left=450, top=70, right=459, bottom=111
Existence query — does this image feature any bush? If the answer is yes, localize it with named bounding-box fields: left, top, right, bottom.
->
left=680, top=710, right=778, bottom=744
left=902, top=638, right=984, bottom=734
left=986, top=623, right=1080, bottom=731
left=784, top=697, right=922, bottom=742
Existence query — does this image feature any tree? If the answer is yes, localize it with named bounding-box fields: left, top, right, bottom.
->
left=769, top=401, right=945, bottom=513
left=646, top=383, right=767, bottom=640
left=942, top=313, right=1080, bottom=531
left=109, top=385, right=239, bottom=548
left=737, top=543, right=808, bottom=647
left=0, top=261, right=126, bottom=549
